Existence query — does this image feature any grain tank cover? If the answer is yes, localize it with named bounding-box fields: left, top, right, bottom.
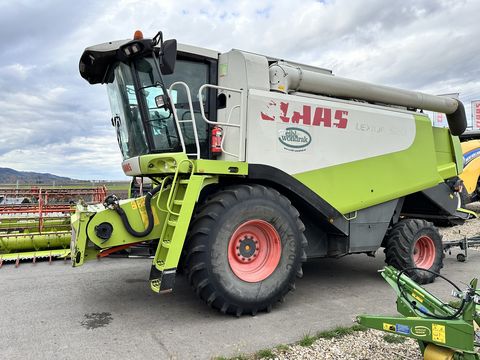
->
left=269, top=61, right=467, bottom=135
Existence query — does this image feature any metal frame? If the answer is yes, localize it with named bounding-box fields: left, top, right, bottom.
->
left=198, top=84, right=246, bottom=161
left=166, top=81, right=246, bottom=161
left=168, top=81, right=201, bottom=159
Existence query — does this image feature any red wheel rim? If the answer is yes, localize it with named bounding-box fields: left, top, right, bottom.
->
left=228, top=219, right=281, bottom=283
left=413, top=235, right=435, bottom=269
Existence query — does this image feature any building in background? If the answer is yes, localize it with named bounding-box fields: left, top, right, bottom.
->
left=429, top=93, right=460, bottom=128
left=472, top=100, right=480, bottom=130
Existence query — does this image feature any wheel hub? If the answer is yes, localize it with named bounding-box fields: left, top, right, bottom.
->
left=227, top=219, right=282, bottom=283
left=236, top=236, right=259, bottom=262
left=413, top=235, right=436, bottom=269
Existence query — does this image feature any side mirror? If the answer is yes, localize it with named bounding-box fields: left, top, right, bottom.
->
left=160, top=39, right=177, bottom=75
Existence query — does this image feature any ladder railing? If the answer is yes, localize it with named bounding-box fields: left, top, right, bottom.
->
left=167, top=82, right=246, bottom=161
left=150, top=164, right=195, bottom=293
left=168, top=82, right=201, bottom=159
left=198, top=84, right=246, bottom=161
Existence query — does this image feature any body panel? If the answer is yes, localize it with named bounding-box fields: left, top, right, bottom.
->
left=294, top=117, right=440, bottom=214
left=460, top=140, right=480, bottom=194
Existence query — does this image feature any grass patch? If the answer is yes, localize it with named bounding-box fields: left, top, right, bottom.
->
left=213, top=356, right=248, bottom=360
left=383, top=334, right=407, bottom=344
left=256, top=348, right=274, bottom=359
left=351, top=324, right=368, bottom=332
left=275, top=344, right=290, bottom=353
left=317, top=324, right=368, bottom=339
left=298, top=333, right=317, bottom=347
left=215, top=324, right=368, bottom=359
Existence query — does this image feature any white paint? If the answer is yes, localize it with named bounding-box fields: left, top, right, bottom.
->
left=246, top=89, right=416, bottom=174
left=121, top=156, right=141, bottom=176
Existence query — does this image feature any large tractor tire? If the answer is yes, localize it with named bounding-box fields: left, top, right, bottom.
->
left=383, top=219, right=443, bottom=284
left=184, top=184, right=307, bottom=316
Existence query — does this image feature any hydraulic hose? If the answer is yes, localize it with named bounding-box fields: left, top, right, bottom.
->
left=105, top=184, right=162, bottom=238
left=397, top=267, right=466, bottom=320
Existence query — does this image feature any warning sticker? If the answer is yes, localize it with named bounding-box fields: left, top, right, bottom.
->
left=132, top=198, right=159, bottom=226
left=432, top=324, right=446, bottom=344
left=383, top=323, right=396, bottom=332
left=131, top=197, right=145, bottom=210
left=395, top=324, right=410, bottom=335
left=219, top=63, right=228, bottom=77
left=411, top=289, right=425, bottom=303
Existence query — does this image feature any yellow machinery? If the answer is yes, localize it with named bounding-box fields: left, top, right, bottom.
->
left=460, top=138, right=480, bottom=203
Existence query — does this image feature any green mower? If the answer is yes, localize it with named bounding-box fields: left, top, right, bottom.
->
left=358, top=266, right=479, bottom=360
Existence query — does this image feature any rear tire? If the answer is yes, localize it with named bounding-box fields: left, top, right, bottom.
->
left=384, top=219, right=443, bottom=284
left=184, top=184, right=307, bottom=316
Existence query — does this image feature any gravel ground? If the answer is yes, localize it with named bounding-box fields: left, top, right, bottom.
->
left=438, top=202, right=480, bottom=241
left=268, top=330, right=422, bottom=360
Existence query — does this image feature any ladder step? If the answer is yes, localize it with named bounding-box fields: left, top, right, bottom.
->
left=150, top=279, right=161, bottom=293
left=173, top=200, right=184, bottom=206
left=167, top=220, right=177, bottom=227
left=179, top=180, right=190, bottom=185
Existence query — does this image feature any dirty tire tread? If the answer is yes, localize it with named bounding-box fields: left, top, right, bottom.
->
left=384, top=219, right=443, bottom=284
left=184, top=184, right=307, bottom=316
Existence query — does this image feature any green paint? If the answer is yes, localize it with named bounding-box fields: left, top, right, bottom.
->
left=432, top=126, right=461, bottom=179
left=219, top=63, right=228, bottom=77
left=0, top=231, right=71, bottom=252
left=137, top=153, right=248, bottom=176
left=0, top=248, right=70, bottom=261
left=294, top=115, right=458, bottom=214
left=0, top=217, right=70, bottom=233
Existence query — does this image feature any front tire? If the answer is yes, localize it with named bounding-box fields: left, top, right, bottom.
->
left=184, top=184, right=307, bottom=316
left=384, top=219, right=443, bottom=284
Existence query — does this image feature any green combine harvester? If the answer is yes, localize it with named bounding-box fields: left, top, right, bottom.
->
left=72, top=30, right=469, bottom=316
left=358, top=266, right=479, bottom=360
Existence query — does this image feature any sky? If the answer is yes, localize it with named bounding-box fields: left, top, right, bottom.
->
left=0, top=0, right=479, bottom=180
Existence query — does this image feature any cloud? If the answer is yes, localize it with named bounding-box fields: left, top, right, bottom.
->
left=1, top=0, right=479, bottom=179
left=0, top=133, right=122, bottom=180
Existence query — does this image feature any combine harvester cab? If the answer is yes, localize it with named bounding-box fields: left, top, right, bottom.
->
left=73, top=30, right=468, bottom=315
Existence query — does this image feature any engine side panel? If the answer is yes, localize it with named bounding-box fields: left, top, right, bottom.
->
left=246, top=89, right=446, bottom=214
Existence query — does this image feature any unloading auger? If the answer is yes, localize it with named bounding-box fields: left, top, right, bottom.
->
left=357, top=266, right=479, bottom=360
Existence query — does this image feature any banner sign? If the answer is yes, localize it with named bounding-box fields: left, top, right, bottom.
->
left=472, top=101, right=480, bottom=130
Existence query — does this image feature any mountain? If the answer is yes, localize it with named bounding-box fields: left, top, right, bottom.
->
left=0, top=167, right=85, bottom=185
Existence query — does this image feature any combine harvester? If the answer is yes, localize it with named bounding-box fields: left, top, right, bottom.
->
left=72, top=30, right=469, bottom=315
left=0, top=186, right=106, bottom=266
